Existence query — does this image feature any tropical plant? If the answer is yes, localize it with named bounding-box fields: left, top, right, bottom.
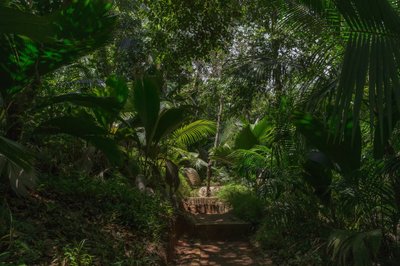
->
left=34, top=75, right=129, bottom=166
left=293, top=111, right=361, bottom=204
left=213, top=115, right=285, bottom=192
left=116, top=75, right=216, bottom=193
left=327, top=229, right=382, bottom=266
left=0, top=1, right=116, bottom=194
left=291, top=0, right=400, bottom=157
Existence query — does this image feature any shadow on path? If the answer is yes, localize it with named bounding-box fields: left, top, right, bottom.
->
left=174, top=237, right=273, bottom=266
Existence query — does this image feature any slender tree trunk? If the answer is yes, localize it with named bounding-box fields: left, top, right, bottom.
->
left=270, top=8, right=283, bottom=108
left=206, top=96, right=223, bottom=196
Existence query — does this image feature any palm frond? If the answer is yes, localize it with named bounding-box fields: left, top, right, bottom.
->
left=229, top=145, right=271, bottom=175
left=298, top=0, right=400, bottom=155
left=211, top=145, right=235, bottom=165
left=173, top=147, right=208, bottom=169
left=328, top=229, right=382, bottom=266
left=171, top=120, right=216, bottom=148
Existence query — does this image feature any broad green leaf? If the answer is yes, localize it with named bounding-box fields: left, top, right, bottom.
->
left=0, top=136, right=36, bottom=196
left=0, top=6, right=55, bottom=42
left=373, top=110, right=399, bottom=158
left=328, top=229, right=382, bottom=266
left=252, top=116, right=271, bottom=140
left=234, top=125, right=259, bottom=150
left=1, top=0, right=116, bottom=93
left=35, top=115, right=122, bottom=165
left=133, top=77, right=160, bottom=139
left=152, top=107, right=189, bottom=144
left=85, top=136, right=123, bottom=165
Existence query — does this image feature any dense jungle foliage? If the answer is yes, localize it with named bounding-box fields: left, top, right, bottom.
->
left=2, top=0, right=400, bottom=265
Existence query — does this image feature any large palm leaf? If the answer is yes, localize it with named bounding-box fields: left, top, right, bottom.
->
left=295, top=0, right=400, bottom=158
left=171, top=120, right=216, bottom=148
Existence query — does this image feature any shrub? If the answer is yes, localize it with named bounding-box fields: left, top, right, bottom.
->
left=217, top=183, right=264, bottom=224
left=254, top=189, right=326, bottom=265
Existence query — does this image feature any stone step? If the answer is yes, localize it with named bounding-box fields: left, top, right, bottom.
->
left=182, top=197, right=231, bottom=214
left=184, top=213, right=252, bottom=240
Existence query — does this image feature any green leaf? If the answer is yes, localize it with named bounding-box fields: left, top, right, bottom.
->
left=152, top=107, right=189, bottom=144
left=0, top=6, right=55, bottom=42
left=252, top=116, right=271, bottom=140
left=373, top=110, right=399, bottom=159
left=1, top=1, right=116, bottom=92
left=0, top=136, right=36, bottom=196
left=35, top=115, right=122, bottom=165
left=85, top=136, right=123, bottom=165
left=105, top=75, right=129, bottom=106
left=172, top=120, right=216, bottom=148
left=234, top=125, right=259, bottom=150
left=133, top=77, right=160, bottom=139
left=328, top=229, right=382, bottom=266
left=0, top=136, right=34, bottom=171
left=37, top=94, right=121, bottom=114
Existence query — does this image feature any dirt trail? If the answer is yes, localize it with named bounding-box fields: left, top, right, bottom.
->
left=174, top=237, right=273, bottom=266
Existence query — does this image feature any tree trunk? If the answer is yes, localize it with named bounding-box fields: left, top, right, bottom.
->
left=206, top=96, right=223, bottom=196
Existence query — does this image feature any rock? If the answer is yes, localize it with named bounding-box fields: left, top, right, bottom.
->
left=135, top=174, right=146, bottom=191
left=198, top=186, right=221, bottom=197
left=145, top=187, right=155, bottom=195
left=183, top=168, right=201, bottom=187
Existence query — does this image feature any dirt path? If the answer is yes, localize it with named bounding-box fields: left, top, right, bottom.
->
left=174, top=237, right=273, bottom=266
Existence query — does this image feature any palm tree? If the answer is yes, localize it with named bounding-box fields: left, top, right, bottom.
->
left=117, top=75, right=216, bottom=194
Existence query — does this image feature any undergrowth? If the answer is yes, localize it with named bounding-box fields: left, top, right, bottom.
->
left=0, top=174, right=174, bottom=265
left=217, top=183, right=264, bottom=225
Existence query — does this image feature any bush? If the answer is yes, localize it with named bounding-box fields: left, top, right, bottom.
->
left=217, top=183, right=264, bottom=224
left=254, top=189, right=326, bottom=265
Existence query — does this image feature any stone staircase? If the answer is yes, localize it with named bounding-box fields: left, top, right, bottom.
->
left=182, top=197, right=231, bottom=214
left=181, top=197, right=251, bottom=240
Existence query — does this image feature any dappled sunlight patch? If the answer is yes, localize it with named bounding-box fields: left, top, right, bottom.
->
left=175, top=237, right=273, bottom=265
